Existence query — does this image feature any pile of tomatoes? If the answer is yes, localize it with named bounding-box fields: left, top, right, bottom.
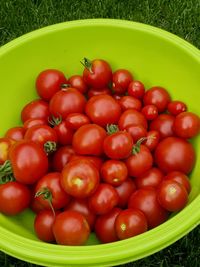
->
left=0, top=58, right=200, bottom=246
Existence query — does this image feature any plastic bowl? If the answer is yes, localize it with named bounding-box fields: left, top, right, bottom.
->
left=0, top=19, right=200, bottom=267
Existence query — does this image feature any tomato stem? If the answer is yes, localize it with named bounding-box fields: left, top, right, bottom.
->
left=80, top=58, right=93, bottom=74
left=0, top=174, right=15, bottom=185
left=106, top=124, right=119, bottom=135
left=132, top=137, right=148, bottom=155
left=0, top=160, right=13, bottom=180
left=35, top=187, right=55, bottom=216
left=48, top=114, right=62, bottom=126
left=61, top=83, right=70, bottom=90
left=44, top=141, right=57, bottom=155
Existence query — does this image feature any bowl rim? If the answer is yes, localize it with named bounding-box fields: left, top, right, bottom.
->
left=0, top=19, right=200, bottom=266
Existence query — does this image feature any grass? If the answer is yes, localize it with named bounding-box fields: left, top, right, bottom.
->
left=0, top=0, right=200, bottom=266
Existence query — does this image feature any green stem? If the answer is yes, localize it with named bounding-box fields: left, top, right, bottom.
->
left=35, top=187, right=55, bottom=217
left=44, top=141, right=57, bottom=155
left=80, top=57, right=93, bottom=74
left=0, top=160, right=13, bottom=179
left=106, top=124, right=119, bottom=135
left=48, top=114, right=62, bottom=126
left=132, top=137, right=148, bottom=155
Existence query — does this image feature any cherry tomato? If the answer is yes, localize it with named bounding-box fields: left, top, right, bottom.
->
left=85, top=95, right=121, bottom=127
left=69, top=75, right=88, bottom=94
left=24, top=125, right=58, bottom=149
left=30, top=194, right=46, bottom=214
left=72, top=124, right=107, bottom=156
left=119, top=96, right=142, bottom=111
left=51, top=146, right=75, bottom=172
left=69, top=155, right=103, bottom=170
left=35, top=172, right=70, bottom=210
left=118, top=109, right=147, bottom=130
left=125, top=144, right=153, bottom=177
left=95, top=207, right=121, bottom=243
left=173, top=111, right=200, bottom=139
left=157, top=180, right=188, bottom=212
left=103, top=130, right=133, bottom=160
left=115, top=178, right=137, bottom=208
left=65, top=113, right=90, bottom=130
left=144, top=130, right=160, bottom=151
left=88, top=183, right=119, bottom=215
left=142, top=105, right=158, bottom=120
left=115, top=209, right=148, bottom=240
left=135, top=167, right=164, bottom=189
left=66, top=198, right=96, bottom=229
left=82, top=58, right=112, bottom=89
left=8, top=140, right=48, bottom=184
left=36, top=69, right=68, bottom=101
left=21, top=99, right=50, bottom=123
left=126, top=125, right=147, bottom=143
left=143, top=86, right=171, bottom=113
left=154, top=137, right=196, bottom=174
left=61, top=159, right=100, bottom=198
left=51, top=119, right=74, bottom=146
left=49, top=88, right=86, bottom=119
left=128, top=80, right=145, bottom=99
left=167, top=100, right=187, bottom=115
left=0, top=181, right=31, bottom=215
left=5, top=126, right=25, bottom=141
left=150, top=114, right=175, bottom=139
left=23, top=118, right=47, bottom=130
left=0, top=138, right=14, bottom=164
left=128, top=188, right=169, bottom=229
left=112, top=69, right=133, bottom=94
left=53, top=210, right=90, bottom=245
left=100, top=160, right=128, bottom=186
left=164, top=171, right=191, bottom=193
left=87, top=87, right=111, bottom=98
left=34, top=210, right=57, bottom=242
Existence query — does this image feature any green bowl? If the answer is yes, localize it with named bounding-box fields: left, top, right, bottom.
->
left=0, top=19, right=200, bottom=267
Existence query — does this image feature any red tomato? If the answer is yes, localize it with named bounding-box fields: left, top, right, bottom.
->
left=72, top=124, right=107, bottom=156
left=95, top=207, right=121, bottom=243
left=157, top=180, right=188, bottom=212
left=87, top=87, right=111, bottom=98
left=115, top=178, right=137, bottom=208
left=143, top=86, right=171, bottom=113
left=103, top=131, right=133, bottom=160
left=0, top=138, right=14, bottom=164
left=0, top=181, right=31, bottom=215
left=69, top=155, right=103, bottom=170
left=49, top=88, right=86, bottom=119
left=82, top=58, right=112, bottom=89
left=164, top=171, right=191, bottom=193
left=135, top=167, right=164, bottom=189
left=35, top=172, right=70, bottom=210
left=119, top=96, right=142, bottom=111
left=167, top=100, right=187, bottom=115
left=24, top=125, right=58, bottom=149
left=51, top=146, right=75, bottom=172
left=21, top=99, right=50, bottom=123
left=125, top=144, right=153, bottom=177
left=142, top=105, right=158, bottom=120
left=52, top=120, right=74, bottom=146
left=154, top=137, right=196, bottom=174
left=61, top=159, right=100, bottom=198
left=53, top=210, right=90, bottom=245
left=85, top=95, right=121, bottom=127
left=30, top=194, right=46, bottom=214
left=118, top=109, right=147, bottom=130
left=66, top=198, right=96, bottom=229
left=23, top=118, right=47, bottom=130
left=115, top=209, right=148, bottom=240
left=128, top=80, right=145, bottom=99
left=34, top=210, right=57, bottom=242
left=5, top=126, right=25, bottom=141
left=150, top=114, right=175, bottom=139
left=173, top=111, right=200, bottom=139
left=144, top=130, right=160, bottom=151
left=36, top=69, right=68, bottom=101
left=88, top=183, right=119, bottom=215
left=8, top=140, right=48, bottom=184
left=126, top=125, right=147, bottom=143
left=100, top=160, right=128, bottom=186
left=65, top=113, right=90, bottom=130
left=112, top=69, right=133, bottom=94
left=128, top=188, right=169, bottom=229
left=69, top=75, right=88, bottom=94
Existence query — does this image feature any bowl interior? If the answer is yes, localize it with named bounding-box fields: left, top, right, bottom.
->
left=0, top=19, right=200, bottom=266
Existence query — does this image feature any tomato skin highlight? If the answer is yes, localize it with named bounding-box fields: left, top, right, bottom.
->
left=118, top=109, right=148, bottom=130
left=65, top=113, right=90, bottom=130
left=167, top=100, right=187, bottom=116
left=0, top=181, right=31, bottom=215
left=112, top=69, right=133, bottom=94
left=164, top=171, right=191, bottom=193
left=69, top=75, right=88, bottom=94
left=5, top=126, right=25, bottom=141
left=135, top=167, right=164, bottom=189
left=128, top=80, right=145, bottom=99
